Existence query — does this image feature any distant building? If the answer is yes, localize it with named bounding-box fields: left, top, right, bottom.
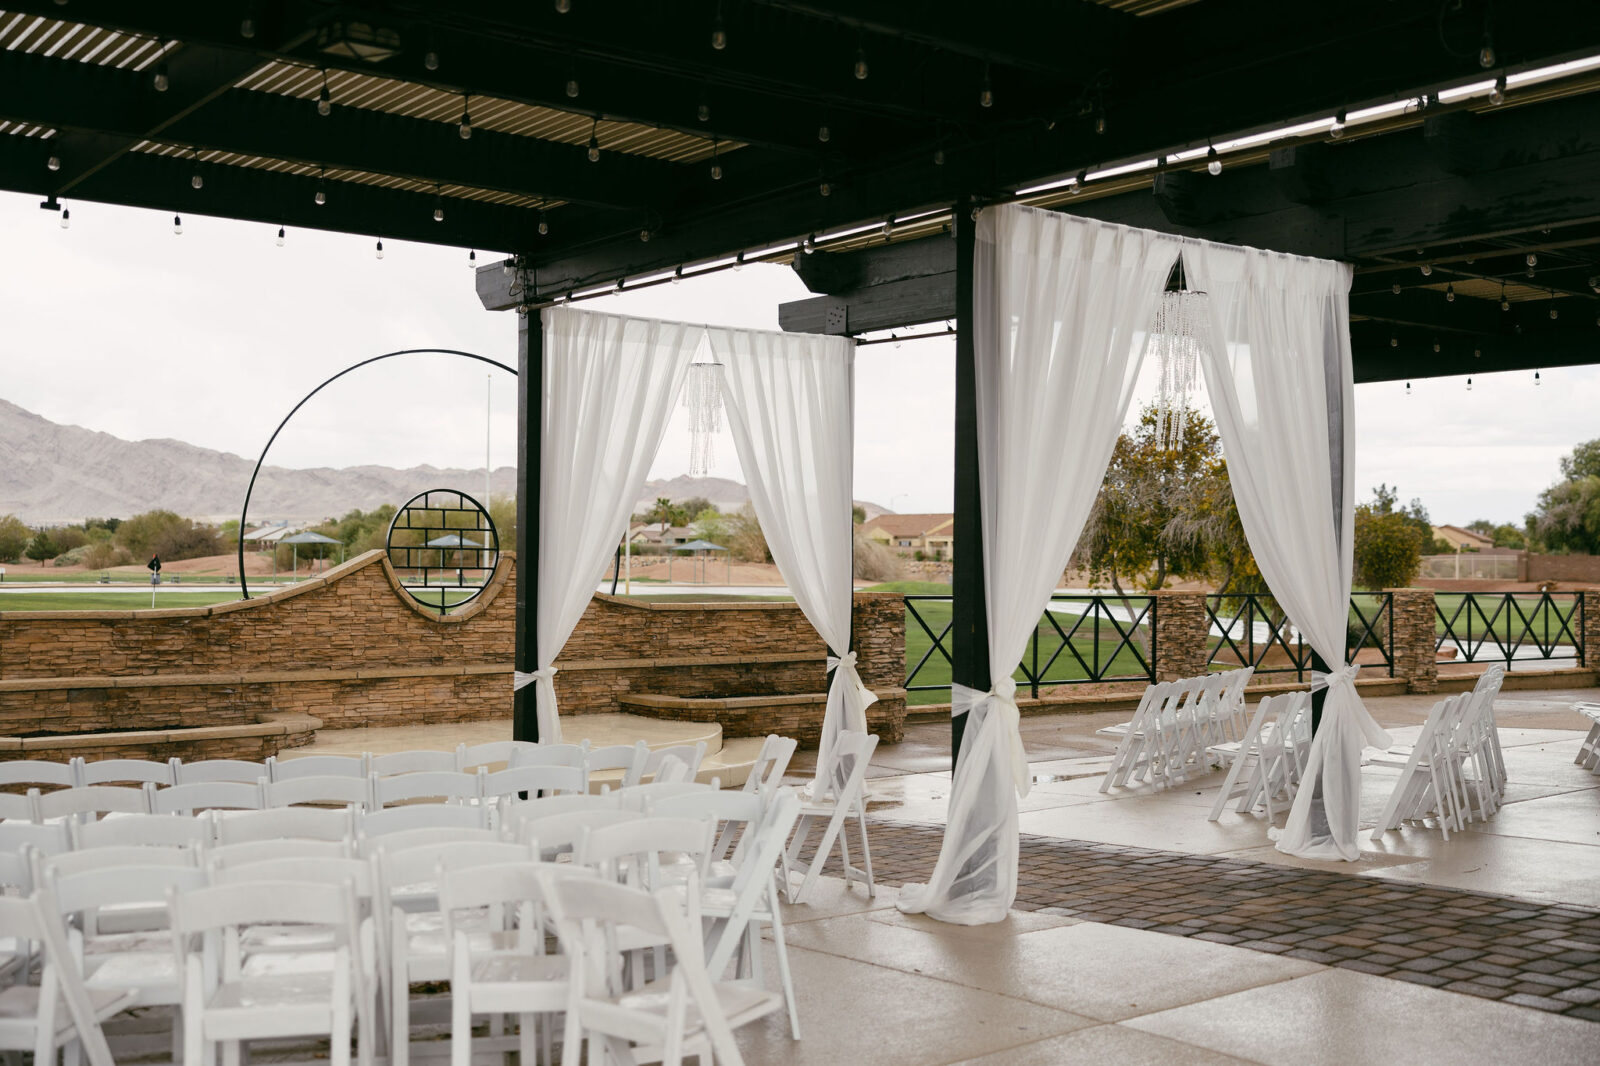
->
left=628, top=523, right=695, bottom=547
left=1431, top=525, right=1495, bottom=552
left=862, top=513, right=954, bottom=557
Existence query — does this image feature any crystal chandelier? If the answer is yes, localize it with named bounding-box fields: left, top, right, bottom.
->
left=682, top=361, right=724, bottom=476
left=1148, top=258, right=1208, bottom=452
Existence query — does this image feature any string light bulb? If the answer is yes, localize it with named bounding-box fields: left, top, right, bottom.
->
left=468, top=249, right=476, bottom=268
left=853, top=46, right=868, bottom=80
left=59, top=207, right=69, bottom=229
left=190, top=171, right=203, bottom=190
left=1432, top=339, right=1441, bottom=353
left=1489, top=75, right=1506, bottom=106
left=538, top=210, right=549, bottom=236
left=317, top=70, right=332, bottom=117
left=1392, top=282, right=1402, bottom=295
left=1206, top=144, right=1222, bottom=176
left=711, top=4, right=726, bottom=50
left=733, top=251, right=745, bottom=271
left=315, top=179, right=327, bottom=206
left=375, top=239, right=384, bottom=259
left=709, top=137, right=722, bottom=180
left=153, top=64, right=169, bottom=92
left=587, top=118, right=600, bottom=162
left=1445, top=283, right=1455, bottom=302
left=979, top=65, right=993, bottom=108
left=1526, top=253, right=1538, bottom=267
left=240, top=16, right=255, bottom=38
left=1500, top=283, right=1509, bottom=310
left=817, top=124, right=830, bottom=142
left=459, top=98, right=472, bottom=139
left=276, top=226, right=285, bottom=246
left=1479, top=37, right=1495, bottom=68
left=173, top=214, right=183, bottom=235
left=933, top=147, right=945, bottom=165
left=1329, top=108, right=1346, bottom=139
left=1390, top=335, right=1398, bottom=347
left=640, top=227, right=651, bottom=242
left=1466, top=376, right=1473, bottom=391
left=1405, top=381, right=1411, bottom=395
left=1420, top=263, right=1433, bottom=276
left=434, top=202, right=444, bottom=222
left=803, top=234, right=816, bottom=254
left=672, top=266, right=683, bottom=284
left=46, top=154, right=60, bottom=172
left=1071, top=169, right=1087, bottom=195
left=1535, top=370, right=1542, bottom=386
left=697, top=102, right=710, bottom=122
left=555, top=0, right=570, bottom=11
left=1094, top=110, right=1107, bottom=135
left=819, top=180, right=831, bottom=196
left=566, top=77, right=580, bottom=98
left=424, top=49, right=439, bottom=71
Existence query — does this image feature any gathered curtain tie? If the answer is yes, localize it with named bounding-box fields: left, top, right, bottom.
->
left=513, top=665, right=558, bottom=691
left=970, top=676, right=1030, bottom=799
left=1310, top=662, right=1360, bottom=693
left=825, top=649, right=877, bottom=733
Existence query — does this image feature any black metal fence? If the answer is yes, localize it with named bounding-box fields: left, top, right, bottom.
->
left=1435, top=591, right=1584, bottom=667
left=1204, top=593, right=1394, bottom=682
left=904, top=594, right=1158, bottom=703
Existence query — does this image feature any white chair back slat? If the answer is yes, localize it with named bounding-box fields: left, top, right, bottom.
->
left=371, top=770, right=478, bottom=809
left=742, top=734, right=798, bottom=794
left=169, top=758, right=265, bottom=785
left=151, top=780, right=264, bottom=815
left=369, top=750, right=458, bottom=777
left=266, top=753, right=369, bottom=781
left=262, top=774, right=371, bottom=810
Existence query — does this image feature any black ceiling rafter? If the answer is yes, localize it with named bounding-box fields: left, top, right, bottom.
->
left=0, top=137, right=540, bottom=253
left=0, top=49, right=674, bottom=213
left=41, top=10, right=320, bottom=199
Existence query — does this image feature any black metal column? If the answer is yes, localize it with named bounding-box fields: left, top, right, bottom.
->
left=513, top=310, right=543, bottom=743
left=950, top=208, right=990, bottom=767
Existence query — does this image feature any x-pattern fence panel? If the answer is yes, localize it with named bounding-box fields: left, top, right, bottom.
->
left=903, top=594, right=1157, bottom=703
left=1203, top=593, right=1394, bottom=682
left=1435, top=591, right=1584, bottom=667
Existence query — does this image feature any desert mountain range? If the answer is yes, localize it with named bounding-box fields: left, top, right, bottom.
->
left=0, top=398, right=887, bottom=525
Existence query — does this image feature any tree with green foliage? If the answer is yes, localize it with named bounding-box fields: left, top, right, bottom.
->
left=726, top=503, right=770, bottom=563
left=1078, top=408, right=1245, bottom=595
left=24, top=531, right=59, bottom=562
left=1353, top=485, right=1424, bottom=589
left=852, top=504, right=866, bottom=525
left=1465, top=520, right=1526, bottom=550
left=0, top=514, right=29, bottom=563
left=690, top=507, right=728, bottom=546
left=1527, top=437, right=1600, bottom=555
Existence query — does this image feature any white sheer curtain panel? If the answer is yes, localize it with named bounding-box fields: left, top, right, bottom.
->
left=527, top=307, right=700, bottom=742
left=898, top=206, right=1178, bottom=924
left=706, top=326, right=873, bottom=793
left=1185, top=240, right=1390, bottom=860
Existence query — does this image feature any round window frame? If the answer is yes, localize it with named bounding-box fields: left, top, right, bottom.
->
left=384, top=488, right=500, bottom=614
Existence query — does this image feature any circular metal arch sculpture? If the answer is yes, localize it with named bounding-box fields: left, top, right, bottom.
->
left=236, top=348, right=517, bottom=601
left=385, top=487, right=500, bottom=613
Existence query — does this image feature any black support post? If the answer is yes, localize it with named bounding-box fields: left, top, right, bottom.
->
left=950, top=208, right=990, bottom=767
left=513, top=310, right=543, bottom=742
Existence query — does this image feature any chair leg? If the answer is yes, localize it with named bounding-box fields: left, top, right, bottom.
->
left=766, top=904, right=801, bottom=1041
left=793, top=814, right=846, bottom=906
left=853, top=808, right=876, bottom=897
left=450, top=993, right=471, bottom=1066
left=518, top=1013, right=536, bottom=1066
left=390, top=960, right=410, bottom=1066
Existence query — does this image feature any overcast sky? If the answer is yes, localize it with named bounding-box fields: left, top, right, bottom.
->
left=1, top=189, right=1594, bottom=525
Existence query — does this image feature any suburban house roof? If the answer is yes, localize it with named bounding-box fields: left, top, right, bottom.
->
left=862, top=513, right=955, bottom=539
left=1433, top=525, right=1496, bottom=549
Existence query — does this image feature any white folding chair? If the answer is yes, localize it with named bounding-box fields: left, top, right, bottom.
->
left=264, top=774, right=372, bottom=810
left=170, top=759, right=264, bottom=785
left=358, top=804, right=490, bottom=842
left=0, top=891, right=130, bottom=1066
left=72, top=812, right=210, bottom=850
left=1098, top=680, right=1170, bottom=792
left=742, top=735, right=798, bottom=794
left=651, top=755, right=695, bottom=785
left=72, top=758, right=175, bottom=787
left=0, top=760, right=76, bottom=790
left=507, top=742, right=590, bottom=771
left=0, top=820, right=71, bottom=858
left=650, top=788, right=764, bottom=875
left=1575, top=702, right=1600, bottom=771
left=698, top=788, right=803, bottom=1039
left=34, top=785, right=150, bottom=823
left=377, top=840, right=533, bottom=1066
left=170, top=879, right=370, bottom=1066
left=50, top=861, right=207, bottom=1057
left=440, top=861, right=580, bottom=1066
left=267, top=754, right=370, bottom=780
left=480, top=764, right=586, bottom=801
left=781, top=730, right=878, bottom=905
left=584, top=743, right=647, bottom=791
left=215, top=806, right=355, bottom=845
left=514, top=808, right=642, bottom=858
left=369, top=750, right=458, bottom=777
left=626, top=743, right=707, bottom=788
left=151, top=780, right=264, bottom=816
left=371, top=771, right=479, bottom=809
left=544, top=873, right=778, bottom=1066
left=454, top=741, right=542, bottom=773
left=0, top=793, right=34, bottom=823
left=1206, top=694, right=1279, bottom=821
left=204, top=837, right=353, bottom=868
left=1371, top=693, right=1470, bottom=841
left=614, top=781, right=717, bottom=813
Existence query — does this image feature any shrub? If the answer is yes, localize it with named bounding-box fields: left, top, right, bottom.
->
left=24, top=531, right=59, bottom=561
left=1353, top=509, right=1422, bottom=589
left=0, top=514, right=28, bottom=563
left=853, top=533, right=903, bottom=582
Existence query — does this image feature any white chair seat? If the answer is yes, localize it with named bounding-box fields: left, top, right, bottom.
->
left=603, top=976, right=778, bottom=1031
left=203, top=973, right=340, bottom=1033
left=0, top=984, right=133, bottom=1029
left=83, top=950, right=177, bottom=994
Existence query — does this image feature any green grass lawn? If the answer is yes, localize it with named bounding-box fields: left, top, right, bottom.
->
left=902, top=597, right=1154, bottom=706
left=618, top=593, right=795, bottom=603
left=0, top=592, right=244, bottom=611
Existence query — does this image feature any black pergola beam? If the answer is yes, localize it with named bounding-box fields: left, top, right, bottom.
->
left=0, top=50, right=674, bottom=213
left=1352, top=319, right=1600, bottom=381
left=0, top=138, right=540, bottom=253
